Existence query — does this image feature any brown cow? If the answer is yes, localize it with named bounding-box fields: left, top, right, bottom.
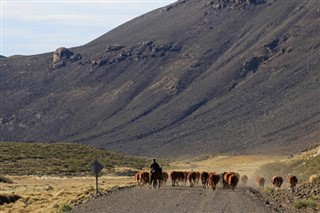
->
left=208, top=173, right=220, bottom=190
left=241, top=175, right=248, bottom=186
left=228, top=174, right=239, bottom=191
left=220, top=172, right=228, bottom=188
left=140, top=171, right=150, bottom=186
left=135, top=171, right=142, bottom=186
left=187, top=172, right=197, bottom=187
left=256, top=177, right=265, bottom=189
left=201, top=172, right=209, bottom=188
left=288, top=175, right=298, bottom=191
left=272, top=176, right=283, bottom=190
left=183, top=171, right=189, bottom=185
left=224, top=172, right=239, bottom=190
left=161, top=172, right=169, bottom=186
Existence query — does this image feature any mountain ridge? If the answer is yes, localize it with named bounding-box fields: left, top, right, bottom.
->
left=1, top=0, right=319, bottom=157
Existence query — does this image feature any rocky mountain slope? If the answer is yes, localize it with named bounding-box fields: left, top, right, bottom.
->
left=1, top=0, right=319, bottom=157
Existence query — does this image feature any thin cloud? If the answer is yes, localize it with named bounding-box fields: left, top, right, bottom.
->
left=1, top=1, right=174, bottom=56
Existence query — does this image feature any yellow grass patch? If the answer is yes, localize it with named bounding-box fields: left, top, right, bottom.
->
left=0, top=175, right=135, bottom=213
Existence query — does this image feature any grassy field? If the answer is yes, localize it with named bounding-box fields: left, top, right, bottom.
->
left=0, top=175, right=135, bottom=213
left=0, top=142, right=151, bottom=176
left=256, top=145, right=320, bottom=182
left=0, top=142, right=318, bottom=212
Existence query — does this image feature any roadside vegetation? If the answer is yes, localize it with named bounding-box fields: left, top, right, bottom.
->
left=0, top=142, right=151, bottom=176
left=256, top=145, right=320, bottom=182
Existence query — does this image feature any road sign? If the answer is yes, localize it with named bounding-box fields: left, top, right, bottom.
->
left=90, top=159, right=104, bottom=194
left=90, top=159, right=103, bottom=175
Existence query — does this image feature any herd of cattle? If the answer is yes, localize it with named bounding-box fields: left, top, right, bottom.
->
left=135, top=170, right=299, bottom=191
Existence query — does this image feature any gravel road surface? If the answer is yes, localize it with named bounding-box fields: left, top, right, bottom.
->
left=70, top=186, right=272, bottom=213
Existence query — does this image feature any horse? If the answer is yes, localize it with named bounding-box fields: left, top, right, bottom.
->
left=150, top=168, right=162, bottom=189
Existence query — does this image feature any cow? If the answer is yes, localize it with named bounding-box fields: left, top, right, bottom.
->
left=195, top=172, right=201, bottom=185
left=200, top=172, right=209, bottom=188
left=135, top=171, right=142, bottom=186
left=272, top=176, right=283, bottom=190
left=228, top=173, right=239, bottom=191
left=241, top=175, right=248, bottom=186
left=183, top=171, right=189, bottom=185
left=170, top=171, right=184, bottom=186
left=187, top=172, right=198, bottom=187
left=220, top=172, right=228, bottom=188
left=224, top=172, right=239, bottom=190
left=256, top=177, right=265, bottom=189
left=161, top=172, right=169, bottom=186
left=135, top=171, right=150, bottom=186
left=208, top=173, right=220, bottom=190
left=288, top=175, right=298, bottom=191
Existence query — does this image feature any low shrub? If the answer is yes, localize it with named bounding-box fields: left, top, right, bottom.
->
left=294, top=199, right=317, bottom=209
left=0, top=175, right=13, bottom=183
left=57, top=204, right=72, bottom=212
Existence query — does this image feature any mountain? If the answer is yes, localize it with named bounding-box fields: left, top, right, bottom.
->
left=1, top=0, right=319, bottom=158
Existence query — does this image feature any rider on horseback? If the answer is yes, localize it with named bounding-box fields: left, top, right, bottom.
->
left=150, top=159, right=161, bottom=175
left=149, top=159, right=162, bottom=188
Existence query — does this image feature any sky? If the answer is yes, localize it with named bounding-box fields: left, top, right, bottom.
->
left=1, top=0, right=175, bottom=57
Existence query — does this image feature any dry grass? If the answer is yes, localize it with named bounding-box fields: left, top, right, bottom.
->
left=2, top=147, right=318, bottom=212
left=0, top=175, right=135, bottom=213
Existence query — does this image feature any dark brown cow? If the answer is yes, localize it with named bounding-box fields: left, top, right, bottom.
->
left=256, top=177, right=265, bottom=189
left=288, top=175, right=298, bottom=190
left=272, top=176, right=283, bottom=190
left=195, top=172, right=201, bottom=185
left=200, top=172, right=209, bottom=188
left=170, top=171, right=184, bottom=186
left=228, top=174, right=239, bottom=191
left=187, top=172, right=198, bottom=187
left=208, top=173, right=220, bottom=190
left=241, top=175, right=248, bottom=186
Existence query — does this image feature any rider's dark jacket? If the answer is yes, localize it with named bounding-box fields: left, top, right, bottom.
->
left=150, top=162, right=160, bottom=173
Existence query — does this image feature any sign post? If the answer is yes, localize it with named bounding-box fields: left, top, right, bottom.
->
left=90, top=159, right=104, bottom=194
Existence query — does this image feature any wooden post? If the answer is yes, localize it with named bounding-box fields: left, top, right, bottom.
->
left=96, top=174, right=99, bottom=194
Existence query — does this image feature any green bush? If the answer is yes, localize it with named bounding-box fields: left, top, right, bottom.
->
left=57, top=204, right=72, bottom=212
left=293, top=199, right=317, bottom=209
left=0, top=175, right=13, bottom=183
left=264, top=186, right=275, bottom=193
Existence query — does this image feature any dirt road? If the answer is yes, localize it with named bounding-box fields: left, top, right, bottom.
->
left=70, top=185, right=272, bottom=213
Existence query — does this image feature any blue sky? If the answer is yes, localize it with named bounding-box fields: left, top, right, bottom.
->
left=1, top=0, right=175, bottom=56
